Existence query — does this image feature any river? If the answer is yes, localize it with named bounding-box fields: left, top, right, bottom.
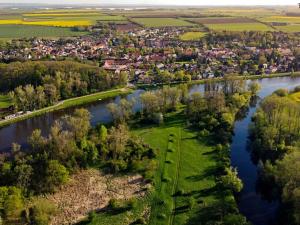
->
left=0, top=76, right=300, bottom=225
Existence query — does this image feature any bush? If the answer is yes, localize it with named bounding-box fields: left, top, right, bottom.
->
left=188, top=197, right=196, bottom=210
left=29, top=198, right=57, bottom=225
left=157, top=213, right=166, bottom=219
left=127, top=198, right=138, bottom=209
left=162, top=176, right=171, bottom=182
left=273, top=88, right=288, bottom=97
left=108, top=199, right=121, bottom=210
left=199, top=129, right=210, bottom=137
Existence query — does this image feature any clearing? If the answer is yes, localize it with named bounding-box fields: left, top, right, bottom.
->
left=46, top=169, right=149, bottom=225
left=133, top=110, right=233, bottom=225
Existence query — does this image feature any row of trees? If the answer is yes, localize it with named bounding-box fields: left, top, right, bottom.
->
left=251, top=87, right=300, bottom=225
left=4, top=61, right=127, bottom=111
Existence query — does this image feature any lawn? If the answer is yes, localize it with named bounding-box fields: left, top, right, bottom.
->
left=0, top=95, right=12, bottom=109
left=131, top=18, right=196, bottom=27
left=205, top=22, right=273, bottom=31
left=132, top=109, right=232, bottom=225
left=0, top=25, right=87, bottom=39
left=179, top=31, right=206, bottom=41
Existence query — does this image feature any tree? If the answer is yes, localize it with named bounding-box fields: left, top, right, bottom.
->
left=248, top=81, right=261, bottom=96
left=65, top=108, right=91, bottom=141
left=3, top=187, right=24, bottom=222
left=220, top=167, right=243, bottom=193
left=44, top=160, right=69, bottom=193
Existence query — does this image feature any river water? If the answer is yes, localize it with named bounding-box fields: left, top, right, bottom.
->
left=0, top=76, right=300, bottom=224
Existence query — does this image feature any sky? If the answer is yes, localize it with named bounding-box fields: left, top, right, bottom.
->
left=0, top=0, right=298, bottom=5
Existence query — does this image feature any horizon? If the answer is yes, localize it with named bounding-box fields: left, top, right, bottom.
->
left=0, top=0, right=298, bottom=6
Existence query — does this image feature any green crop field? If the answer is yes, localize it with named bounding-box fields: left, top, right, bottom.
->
left=205, top=23, right=273, bottom=31
left=0, top=24, right=88, bottom=39
left=0, top=95, right=12, bottom=109
left=274, top=24, right=300, bottom=33
left=259, top=16, right=300, bottom=24
left=179, top=31, right=206, bottom=41
left=131, top=18, right=196, bottom=27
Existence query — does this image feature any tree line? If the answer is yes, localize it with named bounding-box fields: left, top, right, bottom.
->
left=0, top=61, right=127, bottom=112
left=251, top=87, right=300, bottom=225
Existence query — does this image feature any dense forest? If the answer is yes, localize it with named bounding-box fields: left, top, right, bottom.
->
left=0, top=61, right=127, bottom=112
left=251, top=87, right=300, bottom=225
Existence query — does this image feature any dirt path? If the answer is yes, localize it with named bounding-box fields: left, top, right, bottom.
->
left=169, top=128, right=182, bottom=225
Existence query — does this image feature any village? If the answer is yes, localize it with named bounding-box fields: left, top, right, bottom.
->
left=0, top=25, right=299, bottom=85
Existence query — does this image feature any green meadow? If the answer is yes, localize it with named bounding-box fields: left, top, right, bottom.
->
left=0, top=94, right=12, bottom=109
left=133, top=109, right=233, bottom=225
left=205, top=23, right=273, bottom=32
left=180, top=31, right=206, bottom=41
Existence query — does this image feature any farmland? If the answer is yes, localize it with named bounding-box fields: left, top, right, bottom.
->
left=259, top=16, right=300, bottom=24
left=274, top=24, right=300, bottom=33
left=131, top=18, right=196, bottom=27
left=205, top=22, right=273, bottom=32
left=0, top=24, right=87, bottom=39
left=179, top=31, right=206, bottom=41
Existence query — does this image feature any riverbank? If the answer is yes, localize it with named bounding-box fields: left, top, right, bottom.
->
left=0, top=88, right=132, bottom=128
left=136, top=72, right=300, bottom=88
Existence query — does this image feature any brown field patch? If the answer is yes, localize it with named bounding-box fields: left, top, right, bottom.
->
left=115, top=22, right=141, bottom=32
left=46, top=169, right=148, bottom=225
left=191, top=17, right=256, bottom=24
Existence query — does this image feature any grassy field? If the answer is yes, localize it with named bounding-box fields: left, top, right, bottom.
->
left=0, top=25, right=87, bottom=39
left=205, top=22, right=273, bottom=31
left=0, top=19, right=92, bottom=27
left=133, top=109, right=232, bottom=225
left=259, top=16, right=300, bottom=23
left=0, top=95, right=12, bottom=109
left=131, top=18, right=196, bottom=27
left=274, top=24, right=300, bottom=33
left=179, top=31, right=206, bottom=41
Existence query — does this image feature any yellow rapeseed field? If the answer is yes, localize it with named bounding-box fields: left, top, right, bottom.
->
left=0, top=19, right=92, bottom=27
left=23, top=13, right=101, bottom=17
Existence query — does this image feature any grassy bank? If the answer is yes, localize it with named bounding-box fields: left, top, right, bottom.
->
left=0, top=94, right=12, bottom=109
left=136, top=72, right=300, bottom=89
left=0, top=88, right=132, bottom=128
left=132, top=109, right=234, bottom=225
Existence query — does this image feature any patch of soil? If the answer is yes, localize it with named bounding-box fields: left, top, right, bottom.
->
left=46, top=169, right=148, bottom=225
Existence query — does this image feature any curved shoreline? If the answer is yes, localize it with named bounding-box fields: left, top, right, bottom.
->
left=0, top=88, right=132, bottom=128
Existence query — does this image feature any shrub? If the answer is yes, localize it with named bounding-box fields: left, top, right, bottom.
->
left=273, top=88, right=288, bottom=97
left=29, top=198, right=57, bottom=225
left=188, top=197, right=196, bottom=210
left=157, top=213, right=166, bottom=219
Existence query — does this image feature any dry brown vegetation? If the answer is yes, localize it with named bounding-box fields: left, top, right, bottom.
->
left=46, top=169, right=148, bottom=225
